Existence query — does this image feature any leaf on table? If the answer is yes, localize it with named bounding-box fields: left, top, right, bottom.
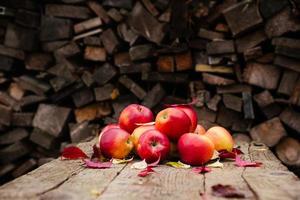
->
left=112, top=157, right=134, bottom=164
left=61, top=146, right=88, bottom=160
left=207, top=159, right=223, bottom=168
left=83, top=159, right=112, bottom=169
left=138, top=167, right=155, bottom=177
left=192, top=166, right=212, bottom=174
left=235, top=155, right=262, bottom=167
left=147, top=155, right=161, bottom=167
left=212, top=184, right=245, bottom=198
left=233, top=147, right=244, bottom=155
left=166, top=161, right=191, bottom=169
left=131, top=159, right=148, bottom=170
left=219, top=148, right=244, bottom=160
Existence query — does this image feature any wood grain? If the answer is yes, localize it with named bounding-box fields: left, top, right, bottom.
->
left=97, top=164, right=204, bottom=200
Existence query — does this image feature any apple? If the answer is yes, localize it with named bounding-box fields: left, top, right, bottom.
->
left=119, top=104, right=154, bottom=133
left=173, top=105, right=198, bottom=132
left=205, top=126, right=234, bottom=152
left=194, top=124, right=206, bottom=135
left=137, top=129, right=170, bottom=163
left=177, top=133, right=214, bottom=165
left=155, top=108, right=191, bottom=141
left=100, top=128, right=133, bottom=159
left=131, top=125, right=155, bottom=151
left=98, top=124, right=120, bottom=145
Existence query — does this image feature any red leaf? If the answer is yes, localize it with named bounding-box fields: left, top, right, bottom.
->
left=138, top=167, right=155, bottom=177
left=192, top=166, right=211, bottom=174
left=61, top=146, right=88, bottom=160
left=219, top=148, right=243, bottom=159
left=164, top=98, right=197, bottom=107
left=235, top=155, right=262, bottom=167
left=147, top=155, right=161, bottom=167
left=83, top=159, right=112, bottom=169
left=212, top=184, right=245, bottom=198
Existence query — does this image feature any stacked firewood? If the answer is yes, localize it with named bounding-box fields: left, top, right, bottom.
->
left=0, top=0, right=300, bottom=184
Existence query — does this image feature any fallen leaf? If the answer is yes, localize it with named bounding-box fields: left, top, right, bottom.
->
left=207, top=159, right=223, bottom=168
left=235, top=155, right=262, bottom=167
left=219, top=148, right=243, bottom=159
left=61, top=146, right=88, bottom=160
left=147, top=155, right=161, bottom=167
left=192, top=166, right=211, bottom=174
left=212, top=184, right=245, bottom=198
left=131, top=159, right=148, bottom=170
left=138, top=167, right=155, bottom=177
left=166, top=161, right=191, bottom=169
left=83, top=159, right=112, bottom=169
left=135, top=121, right=156, bottom=126
left=112, top=157, right=134, bottom=164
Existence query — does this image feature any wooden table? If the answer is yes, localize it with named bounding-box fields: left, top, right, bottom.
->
left=0, top=137, right=299, bottom=200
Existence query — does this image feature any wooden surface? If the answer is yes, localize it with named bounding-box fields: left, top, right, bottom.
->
left=0, top=137, right=299, bottom=200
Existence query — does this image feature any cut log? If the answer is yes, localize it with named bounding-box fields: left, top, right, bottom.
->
left=69, top=121, right=95, bottom=143
left=119, top=63, right=151, bottom=74
left=129, top=44, right=154, bottom=61
left=0, top=45, right=25, bottom=60
left=33, top=104, right=71, bottom=138
left=235, top=29, right=267, bottom=53
left=45, top=4, right=92, bottom=19
left=277, top=70, right=299, bottom=96
left=0, top=142, right=31, bottom=164
left=142, top=72, right=188, bottom=83
left=276, top=137, right=300, bottom=166
left=206, top=40, right=235, bottom=55
left=250, top=117, right=286, bottom=147
left=261, top=103, right=282, bottom=119
left=279, top=108, right=300, bottom=133
left=103, top=0, right=132, bottom=9
left=223, top=1, right=263, bottom=36
left=274, top=56, right=300, bottom=73
left=100, top=29, right=119, bottom=54
left=114, top=52, right=131, bottom=67
left=198, top=28, right=224, bottom=40
left=157, top=56, right=175, bottom=72
left=142, top=83, right=166, bottom=109
left=93, top=63, right=117, bottom=85
left=222, top=94, right=242, bottom=112
left=71, top=88, right=94, bottom=108
left=253, top=90, right=274, bottom=108
left=107, top=8, right=123, bottom=22
left=74, top=103, right=111, bottom=123
left=128, top=2, right=165, bottom=44
left=84, top=46, right=106, bottom=62
left=0, top=128, right=29, bottom=145
left=0, top=55, right=14, bottom=71
left=94, top=84, right=119, bottom=101
left=195, top=64, right=234, bottom=74
left=0, top=104, right=12, bottom=126
left=265, top=7, right=300, bottom=38
left=175, top=51, right=193, bottom=71
left=87, top=1, right=111, bottom=24
left=30, top=128, right=58, bottom=150
left=206, top=94, right=221, bottom=111
left=25, top=53, right=53, bottom=71
left=15, top=9, right=40, bottom=28
left=217, top=84, right=252, bottom=94
left=202, top=73, right=235, bottom=86
left=40, top=16, right=72, bottom=42
left=119, top=75, right=146, bottom=100
left=74, top=17, right=102, bottom=34
left=216, top=105, right=240, bottom=128
left=243, top=92, right=255, bottom=119
left=259, top=0, right=289, bottom=19
left=11, top=159, right=37, bottom=178
left=243, top=62, right=281, bottom=89
left=12, top=113, right=34, bottom=127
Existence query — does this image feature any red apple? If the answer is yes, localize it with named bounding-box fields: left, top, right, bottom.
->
left=174, top=105, right=198, bottom=132
left=98, top=124, right=120, bottom=145
left=137, top=129, right=170, bottom=163
left=206, top=126, right=234, bottom=152
left=177, top=133, right=214, bottom=165
left=155, top=108, right=191, bottom=141
left=119, top=104, right=154, bottom=133
left=100, top=128, right=133, bottom=159
left=194, top=124, right=206, bottom=135
left=131, top=125, right=155, bottom=151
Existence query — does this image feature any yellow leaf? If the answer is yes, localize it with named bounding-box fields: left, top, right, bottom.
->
left=112, top=157, right=134, bottom=164
left=131, top=159, right=147, bottom=169
left=207, top=159, right=223, bottom=168
left=166, top=161, right=191, bottom=169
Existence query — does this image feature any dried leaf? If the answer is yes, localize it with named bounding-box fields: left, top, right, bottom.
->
left=131, top=159, right=148, bottom=170
left=83, top=159, right=112, bottom=169
left=61, top=146, right=88, bottom=160
left=112, top=157, right=134, bottom=164
left=147, top=155, right=161, bottom=167
left=219, top=150, right=236, bottom=159
left=135, top=121, right=156, bottom=126
left=235, top=155, right=262, bottom=167
left=212, top=184, right=245, bottom=198
left=233, top=148, right=243, bottom=155
left=138, top=167, right=155, bottom=177
left=192, top=166, right=211, bottom=174
left=166, top=161, right=191, bottom=169
left=207, top=159, right=223, bottom=168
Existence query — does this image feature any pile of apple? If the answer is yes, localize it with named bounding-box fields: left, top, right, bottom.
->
left=99, top=104, right=234, bottom=165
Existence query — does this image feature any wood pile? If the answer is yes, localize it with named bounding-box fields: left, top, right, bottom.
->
left=0, top=0, right=299, bottom=183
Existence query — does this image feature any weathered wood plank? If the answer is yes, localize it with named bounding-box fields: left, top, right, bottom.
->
left=97, top=164, right=204, bottom=200
left=242, top=142, right=300, bottom=200
left=204, top=138, right=255, bottom=199
left=0, top=139, right=96, bottom=200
